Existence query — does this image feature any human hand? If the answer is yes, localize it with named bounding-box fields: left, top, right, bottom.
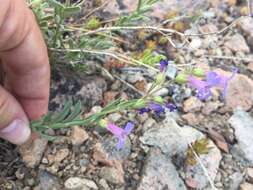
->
left=0, top=0, right=50, bottom=144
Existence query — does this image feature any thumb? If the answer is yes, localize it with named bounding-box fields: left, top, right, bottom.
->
left=0, top=85, right=31, bottom=144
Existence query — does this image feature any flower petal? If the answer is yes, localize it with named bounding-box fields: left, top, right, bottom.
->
left=206, top=71, right=221, bottom=86
left=107, top=123, right=124, bottom=137
left=124, top=122, right=134, bottom=135
left=116, top=138, right=126, bottom=150
left=159, top=60, right=168, bottom=72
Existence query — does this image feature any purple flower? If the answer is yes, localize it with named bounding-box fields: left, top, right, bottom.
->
left=206, top=68, right=238, bottom=99
left=106, top=122, right=134, bottom=150
left=138, top=107, right=151, bottom=114
left=165, top=103, right=177, bottom=112
left=188, top=76, right=212, bottom=100
left=159, top=60, right=169, bottom=72
left=149, top=103, right=165, bottom=115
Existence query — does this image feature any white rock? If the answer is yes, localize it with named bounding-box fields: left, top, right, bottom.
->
left=229, top=109, right=253, bottom=165
left=64, top=177, right=98, bottom=190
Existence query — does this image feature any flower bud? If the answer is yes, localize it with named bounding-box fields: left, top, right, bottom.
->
left=193, top=68, right=205, bottom=77
left=154, top=96, right=164, bottom=104
left=99, top=119, right=108, bottom=128
left=133, top=99, right=146, bottom=109
left=175, top=73, right=188, bottom=84
left=155, top=73, right=165, bottom=85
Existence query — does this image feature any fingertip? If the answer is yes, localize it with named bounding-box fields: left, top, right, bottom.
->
left=0, top=119, right=31, bottom=145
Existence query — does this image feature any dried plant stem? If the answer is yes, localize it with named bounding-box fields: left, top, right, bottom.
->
left=170, top=123, right=217, bottom=190
left=50, top=47, right=159, bottom=72
left=248, top=0, right=253, bottom=17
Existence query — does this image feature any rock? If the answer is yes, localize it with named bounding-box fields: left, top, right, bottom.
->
left=202, top=102, right=222, bottom=115
left=228, top=172, right=244, bottom=190
left=108, top=113, right=122, bottom=123
left=165, top=64, right=177, bottom=79
left=64, top=177, right=98, bottom=190
left=247, top=168, right=253, bottom=183
left=183, top=97, right=203, bottom=113
left=140, top=116, right=204, bottom=155
left=19, top=136, right=48, bottom=168
left=140, top=117, right=221, bottom=189
left=215, top=69, right=253, bottom=111
left=93, top=136, right=131, bottom=166
left=142, top=118, right=157, bottom=132
left=103, top=91, right=119, bottom=105
left=184, top=138, right=222, bottom=189
left=185, top=177, right=198, bottom=189
left=99, top=163, right=124, bottom=185
left=54, top=148, right=69, bottom=163
left=50, top=69, right=107, bottom=112
left=181, top=113, right=204, bottom=126
left=238, top=17, right=253, bottom=36
left=37, top=170, right=61, bottom=190
left=240, top=182, right=253, bottom=190
left=200, top=23, right=218, bottom=33
left=126, top=73, right=145, bottom=84
left=189, top=37, right=202, bottom=50
left=229, top=109, right=253, bottom=165
left=137, top=148, right=187, bottom=190
left=153, top=88, right=169, bottom=97
left=70, top=126, right=89, bottom=146
left=247, top=62, right=253, bottom=72
left=136, top=112, right=149, bottom=124
left=224, top=34, right=250, bottom=53
left=98, top=179, right=110, bottom=190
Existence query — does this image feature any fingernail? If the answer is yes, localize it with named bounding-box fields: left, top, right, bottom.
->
left=0, top=119, right=31, bottom=144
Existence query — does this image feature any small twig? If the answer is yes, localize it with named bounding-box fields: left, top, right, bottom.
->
left=113, top=75, right=145, bottom=96
left=49, top=48, right=159, bottom=72
left=164, top=121, right=217, bottom=190
left=80, top=0, right=110, bottom=21
left=248, top=0, right=253, bottom=17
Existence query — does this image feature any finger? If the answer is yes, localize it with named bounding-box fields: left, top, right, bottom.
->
left=0, top=85, right=30, bottom=144
left=0, top=0, right=50, bottom=120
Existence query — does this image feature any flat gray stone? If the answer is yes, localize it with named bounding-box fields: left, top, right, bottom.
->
left=229, top=109, right=253, bottom=166
left=137, top=148, right=187, bottom=190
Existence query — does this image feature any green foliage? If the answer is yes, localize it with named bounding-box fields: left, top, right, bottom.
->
left=85, top=17, right=101, bottom=30
left=139, top=49, right=166, bottom=65
left=116, top=0, right=159, bottom=26
left=28, top=0, right=114, bottom=67
left=31, top=98, right=148, bottom=139
left=186, top=138, right=212, bottom=166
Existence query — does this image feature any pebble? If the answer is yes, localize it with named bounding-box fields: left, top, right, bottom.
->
left=64, top=177, right=98, bottom=190
left=70, top=126, right=89, bottom=146
left=126, top=73, right=145, bottom=84
left=54, top=148, right=69, bottom=163
left=247, top=168, right=253, bottom=183
left=99, top=164, right=124, bottom=185
left=93, top=136, right=131, bottom=165
left=37, top=170, right=61, bottom=190
left=98, top=179, right=110, bottom=190
left=108, top=113, right=122, bottom=123
left=215, top=69, right=253, bottom=111
left=224, top=34, right=250, bottom=53
left=227, top=172, right=244, bottom=190
left=19, top=136, right=48, bottom=168
left=183, top=97, right=203, bottom=113
left=142, top=118, right=157, bottom=132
